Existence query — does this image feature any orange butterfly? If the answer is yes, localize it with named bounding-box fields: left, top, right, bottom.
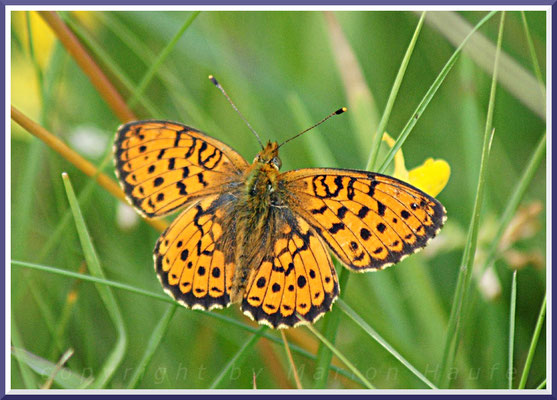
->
left=113, top=78, right=446, bottom=329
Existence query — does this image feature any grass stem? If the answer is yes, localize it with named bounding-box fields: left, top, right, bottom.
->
left=281, top=331, right=303, bottom=389
left=366, top=11, right=425, bottom=171
left=337, top=299, right=437, bottom=389
left=305, top=322, right=375, bottom=389
left=37, top=11, right=136, bottom=122
left=127, top=11, right=200, bottom=109
left=508, top=270, right=517, bottom=389
left=209, top=326, right=267, bottom=389
left=518, top=295, right=546, bottom=389
left=378, top=10, right=497, bottom=174
left=438, top=11, right=505, bottom=387
left=10, top=106, right=168, bottom=232
left=61, top=173, right=127, bottom=388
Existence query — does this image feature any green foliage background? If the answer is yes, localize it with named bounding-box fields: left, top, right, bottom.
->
left=10, top=10, right=546, bottom=389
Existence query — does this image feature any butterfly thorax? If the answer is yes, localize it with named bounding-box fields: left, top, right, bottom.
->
left=230, top=142, right=283, bottom=303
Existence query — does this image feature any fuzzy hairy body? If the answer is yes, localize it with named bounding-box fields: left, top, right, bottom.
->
left=229, top=153, right=283, bottom=303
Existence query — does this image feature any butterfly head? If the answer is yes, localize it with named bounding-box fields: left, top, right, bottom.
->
left=254, top=141, right=282, bottom=171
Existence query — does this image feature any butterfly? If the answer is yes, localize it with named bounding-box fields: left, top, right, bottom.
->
left=113, top=81, right=446, bottom=329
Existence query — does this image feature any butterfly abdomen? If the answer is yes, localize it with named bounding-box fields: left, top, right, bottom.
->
left=229, top=162, right=281, bottom=303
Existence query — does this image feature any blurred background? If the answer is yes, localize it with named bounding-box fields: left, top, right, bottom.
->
left=10, top=10, right=546, bottom=389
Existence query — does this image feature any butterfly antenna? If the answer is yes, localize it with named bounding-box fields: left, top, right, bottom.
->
left=278, top=107, right=347, bottom=148
left=209, top=75, right=264, bottom=149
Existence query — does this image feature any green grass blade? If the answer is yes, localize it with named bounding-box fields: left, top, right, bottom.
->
left=366, top=11, right=425, bottom=171
left=10, top=321, right=38, bottom=388
left=395, top=257, right=449, bottom=364
left=13, top=41, right=76, bottom=360
left=10, top=259, right=359, bottom=384
left=315, top=11, right=499, bottom=389
left=35, top=150, right=119, bottom=360
left=209, top=326, right=267, bottom=389
left=360, top=269, right=415, bottom=349
left=286, top=93, right=337, bottom=167
left=61, top=172, right=127, bottom=388
left=13, top=141, right=42, bottom=258
left=315, top=13, right=427, bottom=387
left=305, top=320, right=375, bottom=389
left=41, top=348, right=74, bottom=389
left=11, top=346, right=93, bottom=389
left=458, top=57, right=484, bottom=212
left=508, top=270, right=517, bottom=389
left=337, top=299, right=437, bottom=389
left=13, top=15, right=69, bottom=363
left=520, top=11, right=545, bottom=97
left=314, top=13, right=430, bottom=385
left=49, top=286, right=79, bottom=361
left=438, top=11, right=505, bottom=387
left=313, top=260, right=349, bottom=389
left=127, top=304, right=178, bottom=388
left=280, top=331, right=302, bottom=389
left=12, top=259, right=172, bottom=301
left=378, top=10, right=497, bottom=174
left=37, top=149, right=114, bottom=263
left=127, top=11, right=200, bottom=108
left=96, top=12, right=224, bottom=134
left=13, top=12, right=46, bottom=258
left=36, top=178, right=98, bottom=263
left=61, top=13, right=163, bottom=117
left=518, top=294, right=546, bottom=389
left=324, top=11, right=380, bottom=160
left=479, top=132, right=546, bottom=275
left=315, top=10, right=408, bottom=378
left=536, top=378, right=546, bottom=389
left=424, top=11, right=544, bottom=119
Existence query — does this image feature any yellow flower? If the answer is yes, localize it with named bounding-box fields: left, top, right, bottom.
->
left=11, top=11, right=56, bottom=69
left=11, top=11, right=100, bottom=139
left=381, top=133, right=450, bottom=197
left=11, top=11, right=56, bottom=132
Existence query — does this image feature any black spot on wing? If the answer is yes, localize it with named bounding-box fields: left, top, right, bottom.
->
left=329, top=222, right=345, bottom=234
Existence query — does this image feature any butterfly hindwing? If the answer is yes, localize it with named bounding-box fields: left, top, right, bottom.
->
left=114, top=120, right=248, bottom=217
left=154, top=194, right=238, bottom=310
left=241, top=208, right=339, bottom=328
left=282, top=168, right=446, bottom=271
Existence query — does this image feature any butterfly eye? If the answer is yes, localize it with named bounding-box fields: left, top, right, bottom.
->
left=270, top=157, right=282, bottom=170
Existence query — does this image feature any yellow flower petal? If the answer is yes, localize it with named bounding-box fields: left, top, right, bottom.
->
left=12, top=11, right=55, bottom=68
left=408, top=158, right=451, bottom=197
left=11, top=59, right=41, bottom=132
left=382, top=132, right=409, bottom=181
left=379, top=132, right=450, bottom=197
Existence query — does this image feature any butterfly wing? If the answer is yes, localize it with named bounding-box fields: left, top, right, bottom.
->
left=154, top=193, right=238, bottom=310
left=114, top=120, right=249, bottom=217
left=281, top=168, right=446, bottom=271
left=241, top=207, right=339, bottom=328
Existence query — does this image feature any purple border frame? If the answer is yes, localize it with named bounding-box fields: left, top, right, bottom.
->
left=1, top=2, right=5, bottom=398
left=0, top=0, right=556, bottom=5
left=2, top=1, right=554, bottom=399
left=0, top=0, right=555, bottom=4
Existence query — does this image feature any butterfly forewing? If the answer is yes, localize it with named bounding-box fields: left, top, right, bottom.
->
left=282, top=168, right=446, bottom=271
left=114, top=120, right=248, bottom=217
